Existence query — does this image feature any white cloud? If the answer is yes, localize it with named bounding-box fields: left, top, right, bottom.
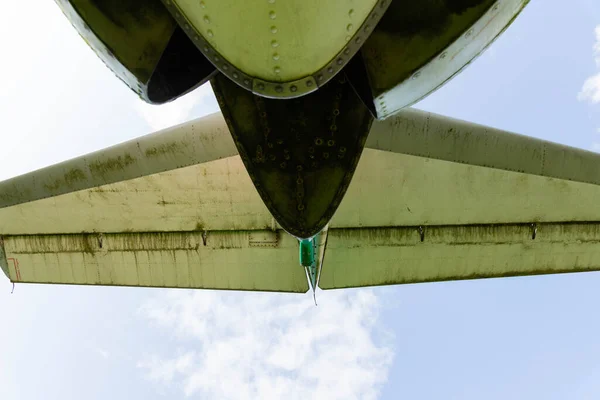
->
left=135, top=83, right=219, bottom=131
left=578, top=26, right=600, bottom=104
left=95, top=348, right=110, bottom=360
left=138, top=290, right=394, bottom=400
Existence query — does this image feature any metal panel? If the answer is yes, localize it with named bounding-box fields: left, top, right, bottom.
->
left=364, top=0, right=527, bottom=119
left=3, top=230, right=308, bottom=293
left=0, top=112, right=236, bottom=209
left=367, top=108, right=600, bottom=186
left=163, top=0, right=387, bottom=98
left=0, top=156, right=272, bottom=235
left=318, top=223, right=600, bottom=289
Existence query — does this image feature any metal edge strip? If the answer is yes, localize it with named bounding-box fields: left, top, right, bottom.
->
left=162, top=0, right=391, bottom=99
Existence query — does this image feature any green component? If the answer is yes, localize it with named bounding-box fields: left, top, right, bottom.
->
left=299, top=236, right=318, bottom=296
left=299, top=238, right=315, bottom=268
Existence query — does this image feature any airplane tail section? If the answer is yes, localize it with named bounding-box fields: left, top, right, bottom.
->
left=3, top=109, right=600, bottom=293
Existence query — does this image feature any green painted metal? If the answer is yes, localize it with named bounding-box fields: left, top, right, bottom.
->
left=318, top=223, right=600, bottom=290
left=54, top=0, right=175, bottom=101
left=54, top=0, right=215, bottom=103
left=0, top=113, right=236, bottom=210
left=362, top=0, right=529, bottom=118
left=367, top=108, right=600, bottom=186
left=2, top=230, right=308, bottom=293
left=163, top=0, right=385, bottom=98
left=211, top=73, right=373, bottom=239
left=6, top=108, right=600, bottom=291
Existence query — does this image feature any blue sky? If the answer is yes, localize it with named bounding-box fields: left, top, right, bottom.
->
left=1, top=1, right=600, bottom=399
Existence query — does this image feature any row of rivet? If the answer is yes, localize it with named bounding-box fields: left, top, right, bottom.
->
left=165, top=0, right=389, bottom=99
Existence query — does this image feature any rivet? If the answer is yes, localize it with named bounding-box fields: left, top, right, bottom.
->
left=308, top=147, right=315, bottom=153
left=380, top=0, right=386, bottom=7
left=290, top=85, right=297, bottom=92
left=275, top=86, right=283, bottom=93
left=347, top=24, right=353, bottom=32
left=336, top=58, right=343, bottom=65
left=267, top=142, right=274, bottom=148
left=280, top=162, right=286, bottom=168
left=223, top=65, right=230, bottom=71
left=258, top=83, right=265, bottom=90
left=271, top=40, right=279, bottom=48
left=317, top=74, right=324, bottom=81
left=348, top=9, right=354, bottom=17
left=269, top=11, right=277, bottom=19
left=330, top=124, right=337, bottom=131
left=269, top=154, right=276, bottom=161
left=344, top=48, right=350, bottom=55
left=233, top=72, right=239, bottom=79
left=412, top=71, right=421, bottom=79
left=465, top=28, right=474, bottom=38
left=333, top=109, right=340, bottom=116
left=372, top=13, right=378, bottom=19
left=345, top=35, right=351, bottom=41
left=296, top=165, right=303, bottom=171
left=323, top=152, right=330, bottom=159
left=270, top=26, right=278, bottom=33
left=203, top=46, right=209, bottom=52
left=297, top=177, right=304, bottom=184
left=274, top=66, right=281, bottom=74
left=306, top=80, right=313, bottom=87
left=493, top=3, right=499, bottom=10
left=175, top=12, right=180, bottom=17
left=194, top=35, right=199, bottom=40
left=272, top=53, right=280, bottom=60
left=244, top=79, right=251, bottom=85
left=355, top=36, right=361, bottom=44
left=297, top=204, right=305, bottom=211
left=327, top=140, right=335, bottom=146
left=185, top=24, right=190, bottom=30
left=327, top=66, right=334, bottom=73
left=200, top=1, right=205, bottom=8
left=340, top=146, right=347, bottom=153
left=213, top=56, right=220, bottom=62
left=315, top=138, right=323, bottom=146
left=203, top=15, right=210, bottom=24
left=207, top=29, right=214, bottom=37
left=439, top=51, right=447, bottom=60
left=364, top=24, right=371, bottom=32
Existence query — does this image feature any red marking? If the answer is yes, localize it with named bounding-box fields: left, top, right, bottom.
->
left=7, top=258, right=20, bottom=281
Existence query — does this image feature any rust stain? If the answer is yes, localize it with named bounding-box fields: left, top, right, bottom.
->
left=7, top=258, right=21, bottom=281
left=44, top=168, right=87, bottom=192
left=89, top=154, right=136, bottom=176
left=145, top=141, right=185, bottom=157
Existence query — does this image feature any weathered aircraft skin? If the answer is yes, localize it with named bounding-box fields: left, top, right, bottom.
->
left=51, top=0, right=530, bottom=239
left=4, top=109, right=600, bottom=293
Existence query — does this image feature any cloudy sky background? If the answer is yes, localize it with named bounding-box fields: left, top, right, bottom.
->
left=2, top=0, right=600, bottom=399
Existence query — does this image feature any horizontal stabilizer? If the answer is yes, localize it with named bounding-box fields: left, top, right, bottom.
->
left=0, top=113, right=236, bottom=209
left=3, top=109, right=600, bottom=291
